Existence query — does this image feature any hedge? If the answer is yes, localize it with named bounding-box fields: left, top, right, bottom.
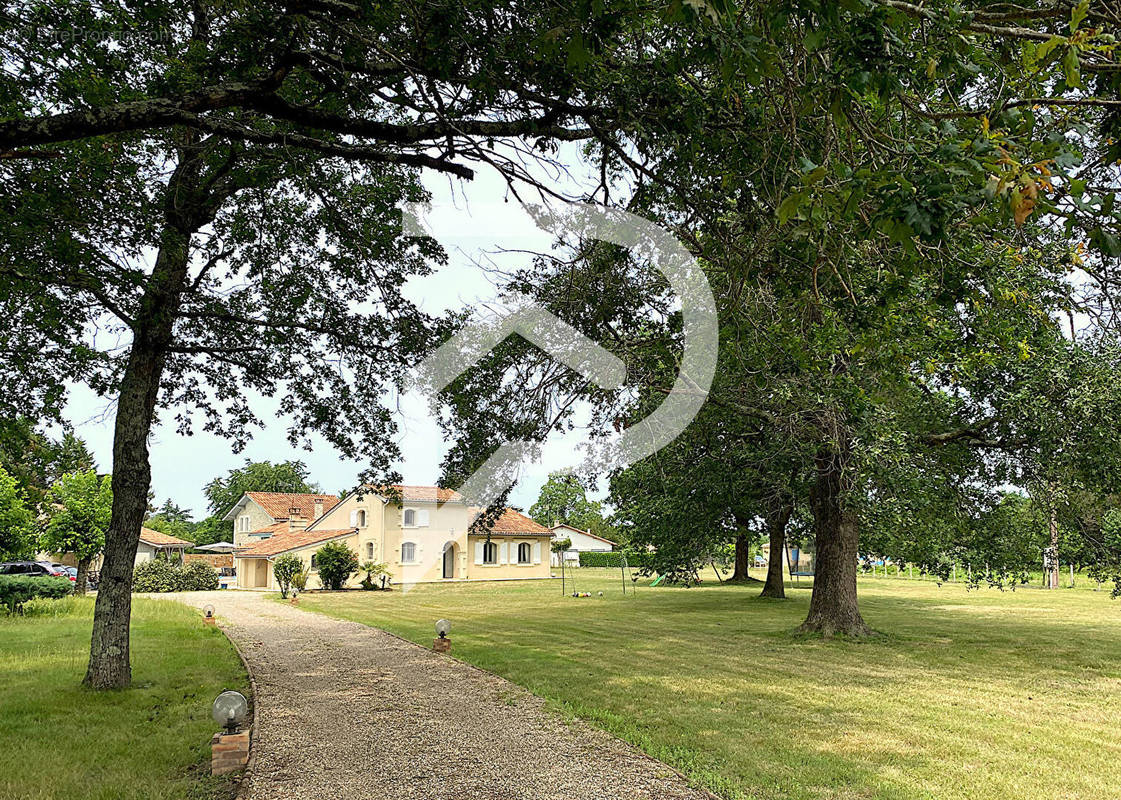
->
left=0, top=575, right=73, bottom=614
left=577, top=551, right=649, bottom=568
left=133, top=559, right=218, bottom=592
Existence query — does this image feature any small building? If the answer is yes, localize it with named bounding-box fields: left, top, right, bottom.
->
left=549, top=523, right=617, bottom=566
left=135, top=528, right=193, bottom=565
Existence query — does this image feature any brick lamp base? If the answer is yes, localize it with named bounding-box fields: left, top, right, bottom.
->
left=211, top=730, right=250, bottom=776
left=432, top=636, right=451, bottom=654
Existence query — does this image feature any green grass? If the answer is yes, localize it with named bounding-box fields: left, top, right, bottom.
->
left=0, top=596, right=248, bottom=800
left=292, top=569, right=1121, bottom=800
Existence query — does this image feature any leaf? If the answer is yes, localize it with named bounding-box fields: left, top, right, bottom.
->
left=1063, top=46, right=1081, bottom=88
left=1071, top=0, right=1090, bottom=34
left=1036, top=36, right=1066, bottom=64
left=777, top=191, right=806, bottom=224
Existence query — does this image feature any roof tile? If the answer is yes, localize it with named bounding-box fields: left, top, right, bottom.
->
left=236, top=528, right=356, bottom=558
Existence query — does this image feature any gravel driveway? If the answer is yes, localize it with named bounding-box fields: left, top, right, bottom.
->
left=171, top=591, right=715, bottom=800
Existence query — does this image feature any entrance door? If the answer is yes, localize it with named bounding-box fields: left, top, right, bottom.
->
left=442, top=544, right=455, bottom=579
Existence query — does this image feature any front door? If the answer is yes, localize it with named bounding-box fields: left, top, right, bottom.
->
left=442, top=545, right=455, bottom=579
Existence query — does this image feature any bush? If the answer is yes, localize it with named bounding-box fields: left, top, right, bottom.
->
left=0, top=575, right=72, bottom=614
left=181, top=560, right=219, bottom=591
left=578, top=550, right=650, bottom=569
left=315, top=541, right=358, bottom=590
left=291, top=565, right=309, bottom=592
left=133, top=559, right=218, bottom=592
left=273, top=553, right=302, bottom=598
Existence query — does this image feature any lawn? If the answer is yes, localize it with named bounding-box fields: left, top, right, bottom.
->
left=0, top=596, right=248, bottom=800
left=293, top=569, right=1121, bottom=800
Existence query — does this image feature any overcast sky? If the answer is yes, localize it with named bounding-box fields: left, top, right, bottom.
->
left=61, top=152, right=614, bottom=519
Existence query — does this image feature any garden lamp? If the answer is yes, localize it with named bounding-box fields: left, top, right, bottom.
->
left=203, top=604, right=215, bottom=619
left=435, top=619, right=451, bottom=639
left=211, top=690, right=248, bottom=735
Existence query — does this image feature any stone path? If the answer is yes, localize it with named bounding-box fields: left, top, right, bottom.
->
left=172, top=591, right=714, bottom=800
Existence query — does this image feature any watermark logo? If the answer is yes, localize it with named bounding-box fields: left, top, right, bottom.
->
left=391, top=200, right=717, bottom=588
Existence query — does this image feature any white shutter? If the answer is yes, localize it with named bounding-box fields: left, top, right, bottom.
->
left=499, top=541, right=508, bottom=564
left=474, top=542, right=484, bottom=565
left=415, top=543, right=423, bottom=564
left=532, top=542, right=541, bottom=564
left=349, top=509, right=358, bottom=527
left=417, top=509, right=430, bottom=527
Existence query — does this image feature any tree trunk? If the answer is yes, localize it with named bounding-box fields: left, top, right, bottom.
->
left=1046, top=503, right=1060, bottom=590
left=760, top=495, right=792, bottom=599
left=75, top=557, right=91, bottom=595
left=798, top=448, right=870, bottom=637
left=84, top=152, right=206, bottom=688
left=731, top=532, right=751, bottom=581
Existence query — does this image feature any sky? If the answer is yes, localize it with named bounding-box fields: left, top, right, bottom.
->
left=61, top=152, right=615, bottom=520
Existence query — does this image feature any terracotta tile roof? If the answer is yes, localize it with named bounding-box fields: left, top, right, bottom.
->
left=244, top=492, right=340, bottom=520
left=235, top=528, right=356, bottom=558
left=248, top=521, right=288, bottom=536
left=366, top=485, right=465, bottom=504
left=476, top=509, right=553, bottom=537
left=138, top=527, right=194, bottom=548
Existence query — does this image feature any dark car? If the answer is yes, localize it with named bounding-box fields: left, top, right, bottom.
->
left=0, top=561, right=71, bottom=578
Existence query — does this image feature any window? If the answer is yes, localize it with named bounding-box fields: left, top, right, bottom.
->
left=401, top=542, right=417, bottom=563
left=357, top=509, right=367, bottom=527
left=310, top=554, right=318, bottom=570
left=403, top=508, right=416, bottom=527
left=366, top=542, right=374, bottom=560
left=483, top=541, right=498, bottom=564
left=518, top=542, right=531, bottom=564
left=238, top=516, right=250, bottom=532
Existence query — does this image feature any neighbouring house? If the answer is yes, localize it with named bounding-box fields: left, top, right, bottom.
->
left=223, top=491, right=341, bottom=549
left=44, top=526, right=194, bottom=571
left=134, top=528, right=194, bottom=565
left=549, top=523, right=617, bottom=566
left=232, top=485, right=554, bottom=590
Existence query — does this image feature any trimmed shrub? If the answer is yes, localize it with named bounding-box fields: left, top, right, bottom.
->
left=0, top=575, right=72, bottom=614
left=273, top=553, right=302, bottom=598
left=315, top=541, right=358, bottom=590
left=132, top=559, right=184, bottom=592
left=132, top=559, right=219, bottom=592
left=578, top=551, right=650, bottom=569
left=181, top=560, right=219, bottom=591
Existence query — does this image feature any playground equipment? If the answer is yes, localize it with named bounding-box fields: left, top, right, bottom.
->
left=785, top=545, right=816, bottom=582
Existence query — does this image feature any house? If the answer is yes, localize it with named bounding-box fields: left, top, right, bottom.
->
left=44, top=526, right=194, bottom=571
left=222, top=491, right=340, bottom=548
left=549, top=523, right=617, bottom=566
left=232, top=485, right=554, bottom=589
left=134, top=528, right=194, bottom=565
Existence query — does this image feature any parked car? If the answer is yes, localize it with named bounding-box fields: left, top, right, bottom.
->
left=64, top=567, right=99, bottom=590
left=0, top=561, right=71, bottom=578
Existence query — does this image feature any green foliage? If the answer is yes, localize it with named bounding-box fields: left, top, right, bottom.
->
left=291, top=565, right=310, bottom=593
left=315, top=542, right=359, bottom=590
left=359, top=561, right=389, bottom=590
left=180, top=561, right=219, bottom=591
left=577, top=551, right=650, bottom=569
left=550, top=537, right=572, bottom=554
left=0, top=575, right=72, bottom=614
left=529, top=471, right=617, bottom=541
left=273, top=554, right=302, bottom=598
left=41, top=471, right=111, bottom=572
left=132, top=559, right=217, bottom=592
left=0, top=418, right=95, bottom=509
left=204, top=460, right=319, bottom=517
left=131, top=560, right=184, bottom=593
left=0, top=464, right=34, bottom=560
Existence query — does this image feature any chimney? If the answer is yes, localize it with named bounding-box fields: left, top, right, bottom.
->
left=288, top=507, right=307, bottom=532
left=314, top=499, right=324, bottom=519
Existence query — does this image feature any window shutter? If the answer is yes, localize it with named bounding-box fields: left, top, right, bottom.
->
left=416, top=543, right=423, bottom=564
left=499, top=541, right=508, bottom=564
left=349, top=509, right=358, bottom=527
left=417, top=509, right=430, bottom=527
left=474, top=542, right=484, bottom=565
left=532, top=542, right=542, bottom=564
